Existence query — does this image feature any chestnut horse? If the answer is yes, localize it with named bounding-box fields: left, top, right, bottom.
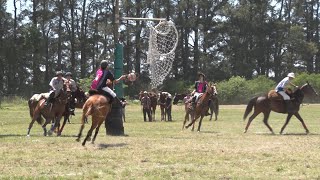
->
left=27, top=83, right=71, bottom=136
left=174, top=93, right=219, bottom=121
left=184, top=83, right=217, bottom=132
left=76, top=92, right=111, bottom=146
left=243, top=83, right=318, bottom=134
left=139, top=91, right=158, bottom=121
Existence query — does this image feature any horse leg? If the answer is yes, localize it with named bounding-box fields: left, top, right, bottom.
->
left=244, top=111, right=260, bottom=133
left=42, top=119, right=51, bottom=136
left=59, top=115, right=69, bottom=136
left=82, top=122, right=97, bottom=146
left=279, top=114, right=293, bottom=135
left=294, top=112, right=309, bottom=134
left=262, top=111, right=274, bottom=134
left=27, top=118, right=37, bottom=136
left=91, top=118, right=105, bottom=144
left=209, top=105, right=213, bottom=121
left=214, top=103, right=219, bottom=121
left=182, top=111, right=189, bottom=130
left=76, top=112, right=89, bottom=142
left=197, top=116, right=205, bottom=132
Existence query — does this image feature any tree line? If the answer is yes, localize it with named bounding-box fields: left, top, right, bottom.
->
left=1, top=0, right=320, bottom=97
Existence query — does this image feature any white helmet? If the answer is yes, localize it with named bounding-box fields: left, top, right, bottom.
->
left=287, top=72, right=295, bottom=78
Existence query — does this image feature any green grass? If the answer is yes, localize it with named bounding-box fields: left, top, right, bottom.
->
left=1, top=101, right=320, bottom=179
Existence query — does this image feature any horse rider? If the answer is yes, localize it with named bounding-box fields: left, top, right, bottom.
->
left=91, top=60, right=126, bottom=104
left=45, top=71, right=65, bottom=106
left=189, top=72, right=211, bottom=115
left=65, top=72, right=77, bottom=115
left=275, top=72, right=298, bottom=113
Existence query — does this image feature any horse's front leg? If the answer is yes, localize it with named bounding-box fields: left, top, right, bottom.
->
left=294, top=112, right=309, bottom=134
left=197, top=116, right=205, bottom=132
left=280, top=113, right=293, bottom=134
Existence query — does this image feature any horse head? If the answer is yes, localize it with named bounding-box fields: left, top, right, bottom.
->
left=300, top=82, right=318, bottom=97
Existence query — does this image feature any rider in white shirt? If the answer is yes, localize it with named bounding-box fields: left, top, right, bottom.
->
left=275, top=72, right=298, bottom=113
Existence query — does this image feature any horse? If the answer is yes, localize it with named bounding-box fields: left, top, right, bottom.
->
left=243, top=82, right=318, bottom=134
left=58, top=86, right=88, bottom=135
left=173, top=93, right=188, bottom=105
left=139, top=91, right=158, bottom=121
left=27, top=83, right=71, bottom=136
left=159, top=92, right=168, bottom=121
left=76, top=91, right=111, bottom=146
left=184, top=83, right=217, bottom=132
left=176, top=92, right=219, bottom=121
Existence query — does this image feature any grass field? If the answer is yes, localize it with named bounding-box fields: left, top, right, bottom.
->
left=1, top=100, right=320, bottom=179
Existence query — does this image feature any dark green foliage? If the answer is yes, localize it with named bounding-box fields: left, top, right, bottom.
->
left=1, top=1, right=320, bottom=101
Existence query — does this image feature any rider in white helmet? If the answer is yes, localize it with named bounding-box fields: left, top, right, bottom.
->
left=275, top=72, right=298, bottom=113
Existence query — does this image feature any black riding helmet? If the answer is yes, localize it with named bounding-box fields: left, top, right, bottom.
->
left=100, top=60, right=108, bottom=69
left=56, top=71, right=63, bottom=76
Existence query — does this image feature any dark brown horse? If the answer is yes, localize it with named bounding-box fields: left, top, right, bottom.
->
left=139, top=91, right=158, bottom=121
left=27, top=83, right=71, bottom=136
left=76, top=92, right=111, bottom=146
left=243, top=83, right=318, bottom=134
left=59, top=86, right=88, bottom=135
left=159, top=92, right=168, bottom=121
left=173, top=93, right=188, bottom=105
left=184, top=83, right=217, bottom=132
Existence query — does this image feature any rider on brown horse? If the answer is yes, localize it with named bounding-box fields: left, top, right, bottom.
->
left=274, top=72, right=298, bottom=113
left=189, top=72, right=211, bottom=116
left=90, top=60, right=126, bottom=104
left=45, top=71, right=65, bottom=106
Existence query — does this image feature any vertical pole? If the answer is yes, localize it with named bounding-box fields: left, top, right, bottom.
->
left=106, top=0, right=125, bottom=135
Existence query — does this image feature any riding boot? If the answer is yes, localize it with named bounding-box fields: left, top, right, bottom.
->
left=285, top=100, right=294, bottom=113
left=45, top=92, right=55, bottom=106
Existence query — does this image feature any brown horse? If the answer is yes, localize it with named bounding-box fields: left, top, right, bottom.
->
left=184, top=83, right=217, bottom=132
left=27, top=83, right=71, bottom=136
left=174, top=93, right=219, bottom=121
left=59, top=86, right=88, bottom=134
left=76, top=92, right=111, bottom=146
left=243, top=83, right=318, bottom=134
left=159, top=92, right=168, bottom=121
left=139, top=91, right=158, bottom=121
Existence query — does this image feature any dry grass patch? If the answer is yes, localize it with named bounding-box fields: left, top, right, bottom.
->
left=0, top=103, right=320, bottom=179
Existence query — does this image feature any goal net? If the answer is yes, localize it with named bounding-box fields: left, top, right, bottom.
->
left=147, top=21, right=178, bottom=88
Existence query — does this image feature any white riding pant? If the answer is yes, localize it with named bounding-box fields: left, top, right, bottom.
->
left=50, top=89, right=61, bottom=98
left=278, top=91, right=290, bottom=100
left=102, top=87, right=116, bottom=98
left=194, top=92, right=203, bottom=102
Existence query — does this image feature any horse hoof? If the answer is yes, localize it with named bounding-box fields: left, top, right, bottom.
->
left=306, top=130, right=310, bottom=134
left=243, top=130, right=247, bottom=133
left=76, top=138, right=80, bottom=142
left=47, top=131, right=53, bottom=136
left=26, top=134, right=30, bottom=137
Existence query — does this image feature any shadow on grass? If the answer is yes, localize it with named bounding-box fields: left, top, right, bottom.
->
left=97, top=143, right=128, bottom=149
left=254, top=132, right=319, bottom=136
left=0, top=134, right=79, bottom=138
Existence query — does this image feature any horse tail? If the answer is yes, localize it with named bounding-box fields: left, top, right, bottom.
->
left=243, top=97, right=258, bottom=120
left=81, top=101, right=93, bottom=125
left=28, top=99, right=33, bottom=118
